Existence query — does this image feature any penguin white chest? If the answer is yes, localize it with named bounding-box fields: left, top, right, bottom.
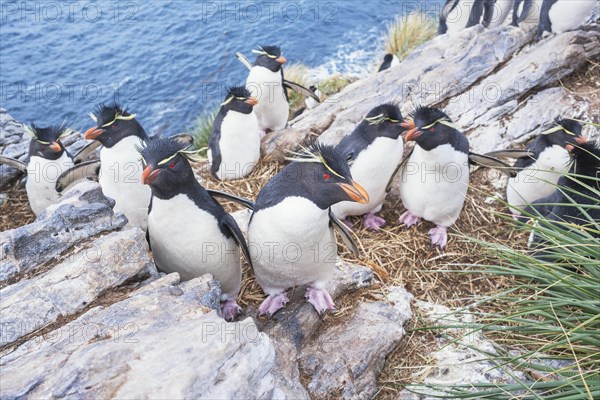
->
left=400, top=144, right=469, bottom=226
left=99, top=136, right=151, bottom=228
left=148, top=194, right=241, bottom=299
left=548, top=0, right=596, bottom=33
left=506, top=145, right=571, bottom=214
left=25, top=153, right=74, bottom=215
left=212, top=110, right=261, bottom=180
left=248, top=197, right=336, bottom=295
left=331, top=136, right=404, bottom=218
left=246, top=66, right=288, bottom=131
left=487, top=0, right=513, bottom=27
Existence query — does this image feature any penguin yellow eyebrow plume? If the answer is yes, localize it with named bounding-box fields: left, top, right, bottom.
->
left=156, top=146, right=207, bottom=165
left=252, top=46, right=277, bottom=58
left=364, top=113, right=400, bottom=125
left=421, top=118, right=458, bottom=130
left=100, top=111, right=137, bottom=127
left=285, top=143, right=345, bottom=179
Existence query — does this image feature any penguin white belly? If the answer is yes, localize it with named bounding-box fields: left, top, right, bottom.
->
left=215, top=111, right=261, bottom=180
left=331, top=136, right=404, bottom=218
left=249, top=197, right=336, bottom=295
left=399, top=145, right=469, bottom=226
left=247, top=66, right=289, bottom=131
left=444, top=1, right=472, bottom=33
left=506, top=145, right=570, bottom=214
left=548, top=0, right=596, bottom=33
left=148, top=194, right=241, bottom=300
left=99, top=136, right=151, bottom=229
left=26, top=153, right=74, bottom=215
left=488, top=0, right=513, bottom=27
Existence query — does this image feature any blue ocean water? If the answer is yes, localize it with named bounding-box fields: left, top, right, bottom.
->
left=0, top=0, right=441, bottom=135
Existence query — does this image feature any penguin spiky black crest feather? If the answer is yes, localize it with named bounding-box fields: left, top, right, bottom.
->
left=138, top=136, right=202, bottom=166
left=554, top=118, right=583, bottom=137
left=364, top=103, right=403, bottom=125
left=26, top=123, right=70, bottom=142
left=91, top=103, right=134, bottom=126
left=409, top=105, right=451, bottom=127
left=227, top=86, right=251, bottom=99
left=258, top=45, right=281, bottom=57
left=287, top=140, right=350, bottom=179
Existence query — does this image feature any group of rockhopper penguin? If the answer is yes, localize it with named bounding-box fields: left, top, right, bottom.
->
left=2, top=0, right=599, bottom=320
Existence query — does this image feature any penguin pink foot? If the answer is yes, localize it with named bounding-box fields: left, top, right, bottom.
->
left=398, top=210, right=421, bottom=228
left=258, top=292, right=289, bottom=317
left=428, top=226, right=448, bottom=249
left=343, top=217, right=353, bottom=229
left=259, top=129, right=267, bottom=139
left=363, top=213, right=386, bottom=231
left=221, top=299, right=242, bottom=321
left=305, top=286, right=335, bottom=315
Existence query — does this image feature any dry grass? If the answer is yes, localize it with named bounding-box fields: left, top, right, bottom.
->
left=284, top=63, right=311, bottom=117
left=0, top=184, right=35, bottom=231
left=384, top=11, right=437, bottom=61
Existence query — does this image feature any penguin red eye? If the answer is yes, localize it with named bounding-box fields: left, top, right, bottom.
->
left=323, top=173, right=331, bottom=180
left=169, top=162, right=176, bottom=169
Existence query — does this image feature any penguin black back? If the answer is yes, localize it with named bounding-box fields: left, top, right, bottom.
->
left=86, top=103, right=147, bottom=147
left=254, top=141, right=367, bottom=212
left=337, top=103, right=404, bottom=161
left=405, top=106, right=468, bottom=153
left=378, top=54, right=394, bottom=72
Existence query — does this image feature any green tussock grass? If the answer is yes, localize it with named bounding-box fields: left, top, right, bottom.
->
left=409, top=171, right=600, bottom=399
left=189, top=109, right=217, bottom=154
left=384, top=11, right=437, bottom=61
left=317, top=75, right=357, bottom=99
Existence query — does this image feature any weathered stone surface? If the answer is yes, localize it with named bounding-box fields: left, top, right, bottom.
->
left=0, top=228, right=150, bottom=347
left=0, top=181, right=127, bottom=284
left=299, top=286, right=413, bottom=399
left=0, top=273, right=278, bottom=399
left=255, top=262, right=375, bottom=400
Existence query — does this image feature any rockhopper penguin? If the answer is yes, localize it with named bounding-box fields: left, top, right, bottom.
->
left=84, top=104, right=151, bottom=229
left=248, top=141, right=369, bottom=317
left=207, top=86, right=261, bottom=181
left=331, top=103, right=405, bottom=231
left=139, top=136, right=251, bottom=321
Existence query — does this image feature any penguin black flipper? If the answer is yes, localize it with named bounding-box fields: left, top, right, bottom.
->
left=236, top=52, right=253, bottom=70
left=208, top=112, right=225, bottom=179
left=536, top=0, right=558, bottom=39
left=283, top=80, right=321, bottom=103
left=466, top=0, right=487, bottom=28
left=146, top=197, right=153, bottom=251
left=55, top=159, right=101, bottom=193
left=468, top=152, right=518, bottom=177
left=481, top=0, right=496, bottom=27
left=439, top=0, right=460, bottom=34
left=206, top=189, right=255, bottom=210
left=329, top=209, right=360, bottom=257
left=484, top=149, right=535, bottom=159
left=220, top=213, right=253, bottom=268
left=386, top=147, right=414, bottom=193
left=0, top=155, right=27, bottom=172
left=72, top=141, right=102, bottom=164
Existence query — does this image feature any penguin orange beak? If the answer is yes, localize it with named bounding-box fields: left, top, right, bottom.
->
left=142, top=165, right=161, bottom=185
left=245, top=97, right=259, bottom=106
left=276, top=55, right=287, bottom=64
left=401, top=120, right=421, bottom=141
left=84, top=127, right=105, bottom=140
left=575, top=136, right=587, bottom=144
left=49, top=142, right=61, bottom=152
left=339, top=180, right=369, bottom=204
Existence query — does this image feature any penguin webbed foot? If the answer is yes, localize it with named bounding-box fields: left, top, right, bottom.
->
left=428, top=226, right=448, bottom=249
left=398, top=210, right=422, bottom=228
left=363, top=213, right=386, bottom=231
left=259, top=129, right=267, bottom=139
left=258, top=292, right=289, bottom=318
left=305, top=286, right=336, bottom=315
left=221, top=299, right=242, bottom=322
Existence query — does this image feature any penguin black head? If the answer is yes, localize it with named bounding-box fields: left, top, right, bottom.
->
left=84, top=103, right=146, bottom=148
left=220, top=86, right=258, bottom=115
left=252, top=45, right=286, bottom=72
left=361, top=103, right=405, bottom=137
left=566, top=140, right=599, bottom=179
left=383, top=54, right=394, bottom=63
left=286, top=141, right=369, bottom=209
left=541, top=118, right=587, bottom=149
left=138, top=136, right=201, bottom=195
left=26, top=123, right=69, bottom=160
left=401, top=106, right=466, bottom=151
